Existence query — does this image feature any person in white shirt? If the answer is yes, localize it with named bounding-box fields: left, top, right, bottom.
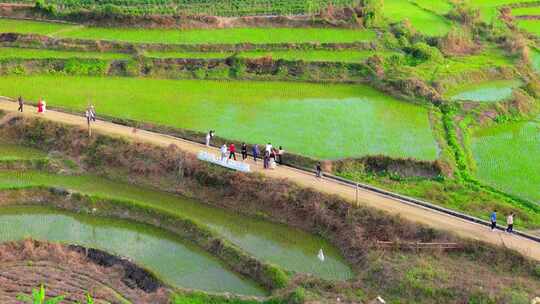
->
left=265, top=142, right=272, bottom=154
left=220, top=144, right=228, bottom=162
left=205, top=131, right=212, bottom=146
left=506, top=213, right=514, bottom=233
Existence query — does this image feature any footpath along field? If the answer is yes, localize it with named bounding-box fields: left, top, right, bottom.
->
left=0, top=75, right=439, bottom=160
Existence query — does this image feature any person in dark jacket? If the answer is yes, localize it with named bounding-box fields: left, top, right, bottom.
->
left=17, top=96, right=24, bottom=112
left=252, top=144, right=260, bottom=162
left=241, top=143, right=248, bottom=161
left=316, top=162, right=322, bottom=178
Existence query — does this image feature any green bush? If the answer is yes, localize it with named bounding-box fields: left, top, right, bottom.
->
left=192, top=68, right=206, bottom=79
left=287, top=287, right=306, bottom=304
left=407, top=42, right=443, bottom=63
left=64, top=59, right=109, bottom=76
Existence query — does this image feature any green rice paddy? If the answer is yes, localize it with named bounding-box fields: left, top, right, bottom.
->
left=411, top=0, right=454, bottom=15
left=0, top=170, right=353, bottom=281
left=469, top=0, right=528, bottom=22
left=532, top=48, right=540, bottom=72
left=516, top=19, right=540, bottom=35
left=446, top=80, right=522, bottom=102
left=0, top=205, right=266, bottom=296
left=145, top=49, right=396, bottom=63
left=0, top=75, right=439, bottom=160
left=0, top=19, right=376, bottom=44
left=511, top=6, right=540, bottom=15
left=412, top=48, right=515, bottom=82
left=0, top=47, right=129, bottom=60
left=383, top=0, right=453, bottom=36
left=472, top=115, right=540, bottom=202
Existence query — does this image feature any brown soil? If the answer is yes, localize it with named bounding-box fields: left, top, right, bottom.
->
left=0, top=240, right=171, bottom=304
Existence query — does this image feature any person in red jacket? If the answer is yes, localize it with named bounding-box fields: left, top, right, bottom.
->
left=228, top=143, right=237, bottom=161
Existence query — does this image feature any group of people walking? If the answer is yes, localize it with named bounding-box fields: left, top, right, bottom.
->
left=207, top=131, right=286, bottom=170
left=490, top=210, right=515, bottom=233
left=16, top=96, right=46, bottom=113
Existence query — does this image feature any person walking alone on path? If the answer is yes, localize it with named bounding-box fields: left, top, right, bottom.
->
left=506, top=213, right=514, bottom=233
left=316, top=162, right=322, bottom=178
left=220, top=144, right=228, bottom=162
left=490, top=210, right=497, bottom=231
left=229, top=143, right=237, bottom=161
left=17, top=96, right=24, bottom=112
left=241, top=143, right=248, bottom=161
left=252, top=144, right=260, bottom=162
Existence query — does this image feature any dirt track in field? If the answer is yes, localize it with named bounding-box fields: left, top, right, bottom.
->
left=1, top=99, right=539, bottom=262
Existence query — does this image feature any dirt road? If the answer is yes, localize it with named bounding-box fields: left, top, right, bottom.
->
left=1, top=100, right=539, bottom=261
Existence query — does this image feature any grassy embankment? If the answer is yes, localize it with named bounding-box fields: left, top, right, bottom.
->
left=0, top=75, right=439, bottom=161
left=0, top=47, right=129, bottom=60
left=0, top=46, right=396, bottom=63
left=144, top=49, right=396, bottom=63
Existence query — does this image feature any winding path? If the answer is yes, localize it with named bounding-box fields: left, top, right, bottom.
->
left=1, top=99, right=539, bottom=261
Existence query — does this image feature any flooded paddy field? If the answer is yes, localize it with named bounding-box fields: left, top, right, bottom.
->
left=0, top=75, right=439, bottom=160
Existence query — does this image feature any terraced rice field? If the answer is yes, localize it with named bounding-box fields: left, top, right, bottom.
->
left=145, top=49, right=397, bottom=63
left=533, top=48, right=540, bottom=72
left=0, top=205, right=266, bottom=296
left=446, top=80, right=522, bottom=102
left=412, top=48, right=515, bottom=81
left=511, top=6, right=540, bottom=15
left=411, top=0, right=454, bottom=15
left=472, top=115, right=540, bottom=202
left=469, top=0, right=531, bottom=22
left=0, top=19, right=376, bottom=44
left=383, top=0, right=453, bottom=36
left=516, top=19, right=540, bottom=35
left=0, top=170, right=353, bottom=281
left=0, top=47, right=129, bottom=60
left=0, top=75, right=439, bottom=160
